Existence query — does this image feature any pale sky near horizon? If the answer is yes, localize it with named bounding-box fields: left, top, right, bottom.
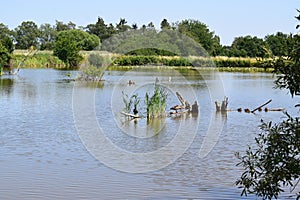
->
left=0, top=0, right=299, bottom=45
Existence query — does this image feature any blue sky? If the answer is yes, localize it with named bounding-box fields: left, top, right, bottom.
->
left=0, top=0, right=299, bottom=45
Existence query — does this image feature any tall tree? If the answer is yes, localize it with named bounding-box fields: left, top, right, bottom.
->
left=53, top=29, right=100, bottom=67
left=265, top=32, right=294, bottom=57
left=132, top=23, right=138, bottom=30
left=39, top=23, right=57, bottom=50
left=55, top=20, right=70, bottom=32
left=231, top=35, right=270, bottom=58
left=160, top=19, right=171, bottom=30
left=0, top=42, right=11, bottom=72
left=0, top=23, right=12, bottom=38
left=0, top=23, right=14, bottom=53
left=14, top=21, right=40, bottom=49
left=86, top=17, right=112, bottom=41
left=177, top=19, right=221, bottom=56
left=116, top=18, right=131, bottom=32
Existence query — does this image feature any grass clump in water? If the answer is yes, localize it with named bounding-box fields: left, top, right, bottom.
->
left=145, top=83, right=168, bottom=119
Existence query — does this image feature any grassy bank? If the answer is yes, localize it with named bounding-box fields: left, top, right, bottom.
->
left=12, top=50, right=275, bottom=72
left=13, top=50, right=66, bottom=69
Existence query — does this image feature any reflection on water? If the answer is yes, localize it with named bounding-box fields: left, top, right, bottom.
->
left=0, top=78, right=14, bottom=96
left=0, top=69, right=298, bottom=199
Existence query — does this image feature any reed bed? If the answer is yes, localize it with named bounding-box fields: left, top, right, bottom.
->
left=12, top=50, right=277, bottom=70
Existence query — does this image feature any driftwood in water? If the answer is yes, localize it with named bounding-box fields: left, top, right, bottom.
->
left=264, top=108, right=285, bottom=112
left=215, top=97, right=228, bottom=112
left=170, top=92, right=198, bottom=114
left=121, top=111, right=141, bottom=118
left=218, top=98, right=284, bottom=113
left=251, top=99, right=272, bottom=113
left=176, top=92, right=187, bottom=109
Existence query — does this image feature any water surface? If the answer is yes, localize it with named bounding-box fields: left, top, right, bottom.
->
left=0, top=69, right=298, bottom=199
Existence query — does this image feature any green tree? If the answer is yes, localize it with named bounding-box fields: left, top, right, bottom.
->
left=177, top=19, right=221, bottom=56
left=39, top=23, right=57, bottom=50
left=0, top=42, right=11, bottom=74
left=0, top=23, right=14, bottom=53
left=132, top=23, right=138, bottom=30
left=265, top=32, right=294, bottom=57
left=85, top=17, right=114, bottom=41
left=0, top=23, right=11, bottom=37
left=160, top=19, right=171, bottom=30
left=0, top=36, right=14, bottom=54
left=0, top=23, right=13, bottom=74
left=53, top=29, right=100, bottom=67
left=56, top=29, right=100, bottom=50
left=116, top=18, right=131, bottom=32
left=53, top=33, right=81, bottom=68
left=236, top=10, right=300, bottom=199
left=14, top=21, right=40, bottom=49
left=55, top=20, right=71, bottom=32
left=231, top=35, right=270, bottom=58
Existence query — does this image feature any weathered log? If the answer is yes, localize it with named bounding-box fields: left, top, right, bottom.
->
left=264, top=108, right=285, bottom=112
left=171, top=92, right=198, bottom=114
left=251, top=99, right=272, bottom=113
left=176, top=92, right=186, bottom=108
left=120, top=111, right=141, bottom=118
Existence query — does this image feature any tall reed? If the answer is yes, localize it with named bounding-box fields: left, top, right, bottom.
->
left=145, top=84, right=168, bottom=119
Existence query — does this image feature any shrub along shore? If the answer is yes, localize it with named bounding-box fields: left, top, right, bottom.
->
left=11, top=50, right=275, bottom=72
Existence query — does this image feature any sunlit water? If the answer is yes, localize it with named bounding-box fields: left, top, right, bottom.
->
left=0, top=69, right=299, bottom=199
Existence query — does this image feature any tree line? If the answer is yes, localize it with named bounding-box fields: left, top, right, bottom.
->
left=0, top=17, right=298, bottom=68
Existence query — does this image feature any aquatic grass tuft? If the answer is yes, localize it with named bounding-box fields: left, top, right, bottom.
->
left=145, top=83, right=168, bottom=119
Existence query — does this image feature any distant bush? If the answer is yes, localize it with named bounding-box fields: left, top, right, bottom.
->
left=88, top=53, right=111, bottom=67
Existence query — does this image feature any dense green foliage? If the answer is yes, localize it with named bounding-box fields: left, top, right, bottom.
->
left=13, top=52, right=65, bottom=69
left=226, top=36, right=270, bottom=58
left=55, top=30, right=100, bottom=51
left=236, top=115, right=300, bottom=199
left=14, top=21, right=40, bottom=49
left=53, top=33, right=81, bottom=68
left=0, top=17, right=299, bottom=61
left=265, top=32, right=294, bottom=57
left=0, top=43, right=11, bottom=68
left=53, top=30, right=100, bottom=68
left=0, top=23, right=13, bottom=72
left=1, top=16, right=299, bottom=68
left=236, top=10, right=300, bottom=199
left=39, top=23, right=57, bottom=50
left=85, top=17, right=117, bottom=41
left=177, top=19, right=221, bottom=56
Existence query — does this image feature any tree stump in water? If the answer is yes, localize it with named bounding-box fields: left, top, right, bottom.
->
left=190, top=101, right=198, bottom=113
left=215, top=97, right=228, bottom=112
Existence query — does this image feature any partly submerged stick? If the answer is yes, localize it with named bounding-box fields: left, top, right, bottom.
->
left=120, top=111, right=142, bottom=118
left=251, top=99, right=272, bottom=113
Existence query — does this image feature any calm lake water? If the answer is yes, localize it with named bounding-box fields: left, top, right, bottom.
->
left=0, top=69, right=299, bottom=199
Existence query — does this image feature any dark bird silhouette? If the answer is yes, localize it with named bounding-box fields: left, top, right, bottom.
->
left=133, top=107, right=138, bottom=115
